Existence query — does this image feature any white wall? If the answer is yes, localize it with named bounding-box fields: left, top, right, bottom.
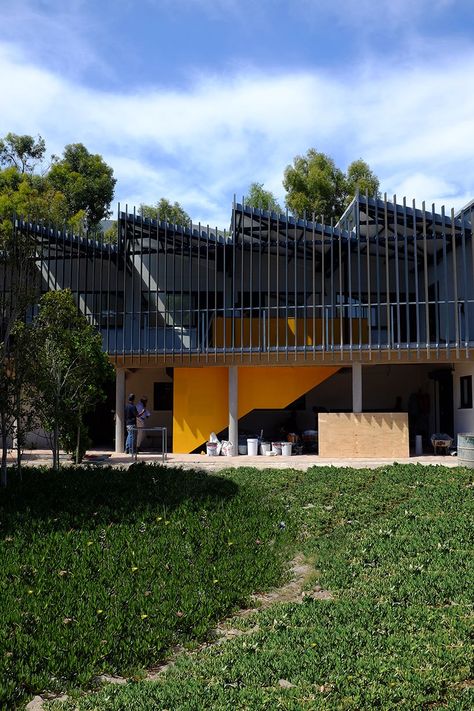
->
left=453, top=362, right=474, bottom=435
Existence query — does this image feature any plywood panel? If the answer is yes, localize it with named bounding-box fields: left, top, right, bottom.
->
left=318, top=413, right=409, bottom=458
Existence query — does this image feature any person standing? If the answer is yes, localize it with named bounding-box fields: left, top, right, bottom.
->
left=136, top=396, right=150, bottom=452
left=125, top=393, right=138, bottom=454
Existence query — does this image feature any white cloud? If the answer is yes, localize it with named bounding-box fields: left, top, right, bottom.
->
left=0, top=0, right=107, bottom=80
left=1, top=39, right=474, bottom=225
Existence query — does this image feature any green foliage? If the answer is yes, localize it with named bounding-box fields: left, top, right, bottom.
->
left=0, top=132, right=46, bottom=174
left=0, top=465, right=291, bottom=709
left=48, top=144, right=116, bottom=231
left=0, top=218, right=40, bottom=484
left=283, top=148, right=380, bottom=220
left=139, top=198, right=191, bottom=226
left=25, top=290, right=114, bottom=467
left=244, top=182, right=283, bottom=213
left=0, top=135, right=116, bottom=237
left=346, top=158, right=380, bottom=201
left=0, top=167, right=69, bottom=240
left=47, top=464, right=474, bottom=711
left=102, top=221, right=118, bottom=244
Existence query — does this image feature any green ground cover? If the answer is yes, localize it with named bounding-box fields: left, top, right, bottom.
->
left=0, top=465, right=292, bottom=709
left=1, top=464, right=473, bottom=709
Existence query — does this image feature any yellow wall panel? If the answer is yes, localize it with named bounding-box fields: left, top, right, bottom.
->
left=173, top=365, right=340, bottom=453
left=212, top=317, right=369, bottom=348
left=173, top=367, right=228, bottom=454
left=238, top=366, right=340, bottom=417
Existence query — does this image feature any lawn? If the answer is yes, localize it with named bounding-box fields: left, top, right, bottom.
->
left=1, top=463, right=473, bottom=709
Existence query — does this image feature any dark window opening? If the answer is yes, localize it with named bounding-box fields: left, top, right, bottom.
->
left=154, top=381, right=173, bottom=411
left=460, top=375, right=472, bottom=409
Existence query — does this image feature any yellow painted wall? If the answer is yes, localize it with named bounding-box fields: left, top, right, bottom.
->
left=173, top=365, right=339, bottom=453
left=238, top=366, right=339, bottom=416
left=173, top=367, right=228, bottom=454
left=212, top=317, right=368, bottom=348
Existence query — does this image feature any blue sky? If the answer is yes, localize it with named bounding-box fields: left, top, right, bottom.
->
left=1, top=0, right=474, bottom=225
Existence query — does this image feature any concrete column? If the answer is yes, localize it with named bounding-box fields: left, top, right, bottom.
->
left=228, top=366, right=238, bottom=456
left=115, top=368, right=126, bottom=453
left=352, top=362, right=362, bottom=413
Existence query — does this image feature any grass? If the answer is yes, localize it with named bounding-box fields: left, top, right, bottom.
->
left=1, top=464, right=473, bottom=709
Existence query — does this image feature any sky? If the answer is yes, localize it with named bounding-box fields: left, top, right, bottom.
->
left=1, top=0, right=474, bottom=226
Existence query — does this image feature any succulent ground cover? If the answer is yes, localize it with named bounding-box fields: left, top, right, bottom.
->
left=47, top=464, right=473, bottom=711
left=0, top=464, right=292, bottom=709
left=1, top=464, right=473, bottom=710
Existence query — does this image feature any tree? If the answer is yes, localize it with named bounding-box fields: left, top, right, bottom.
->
left=0, top=220, right=39, bottom=486
left=48, top=143, right=116, bottom=232
left=243, top=182, right=283, bottom=213
left=26, top=290, right=114, bottom=468
left=0, top=132, right=46, bottom=174
left=0, top=324, right=38, bottom=486
left=0, top=134, right=116, bottom=236
left=283, top=148, right=379, bottom=221
left=346, top=159, right=380, bottom=200
left=103, top=221, right=118, bottom=243
left=0, top=167, right=69, bottom=241
left=139, top=198, right=191, bottom=226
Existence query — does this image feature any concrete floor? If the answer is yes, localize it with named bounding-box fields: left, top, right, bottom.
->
left=9, top=449, right=460, bottom=471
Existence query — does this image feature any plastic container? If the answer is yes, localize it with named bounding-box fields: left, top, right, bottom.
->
left=260, top=441, right=271, bottom=455
left=206, top=442, right=218, bottom=456
left=247, top=438, right=259, bottom=456
left=281, top=442, right=292, bottom=456
left=238, top=444, right=247, bottom=455
left=272, top=442, right=282, bottom=455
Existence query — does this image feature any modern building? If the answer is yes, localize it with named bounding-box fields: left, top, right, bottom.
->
left=4, top=192, right=474, bottom=455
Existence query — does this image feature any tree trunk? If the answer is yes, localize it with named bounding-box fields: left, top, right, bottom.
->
left=14, top=391, right=23, bottom=481
left=16, top=434, right=22, bottom=482
left=75, top=421, right=81, bottom=465
left=1, top=413, right=8, bottom=488
left=53, top=424, right=60, bottom=470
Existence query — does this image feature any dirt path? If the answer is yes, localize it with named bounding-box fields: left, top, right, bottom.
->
left=26, top=555, right=332, bottom=710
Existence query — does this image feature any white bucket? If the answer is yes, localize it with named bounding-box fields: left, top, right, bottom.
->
left=272, top=442, right=282, bottom=455
left=247, top=438, right=259, bottom=456
left=281, top=442, right=292, bottom=456
left=238, top=444, right=247, bottom=455
left=260, top=442, right=271, bottom=455
left=206, top=442, right=218, bottom=456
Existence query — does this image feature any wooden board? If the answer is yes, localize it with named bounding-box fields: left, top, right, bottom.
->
left=318, top=413, right=409, bottom=458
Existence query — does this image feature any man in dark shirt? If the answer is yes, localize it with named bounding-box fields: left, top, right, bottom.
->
left=125, top=393, right=138, bottom=454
